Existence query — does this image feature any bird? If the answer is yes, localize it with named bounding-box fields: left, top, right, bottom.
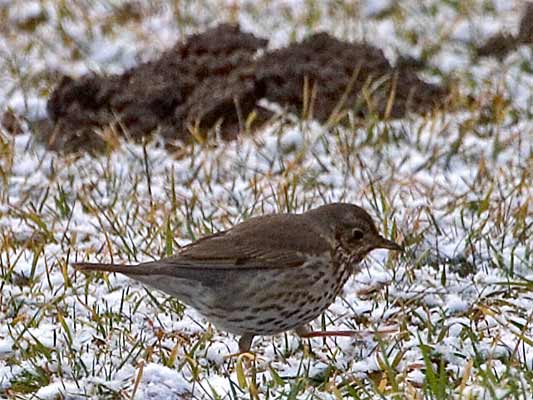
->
left=74, top=203, right=402, bottom=353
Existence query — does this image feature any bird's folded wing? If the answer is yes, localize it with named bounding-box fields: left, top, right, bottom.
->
left=160, top=214, right=331, bottom=270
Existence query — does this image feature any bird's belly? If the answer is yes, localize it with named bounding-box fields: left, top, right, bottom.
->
left=132, top=255, right=356, bottom=337
left=202, top=262, right=354, bottom=336
left=133, top=274, right=218, bottom=311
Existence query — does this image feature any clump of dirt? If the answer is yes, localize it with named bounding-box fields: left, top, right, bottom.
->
left=42, top=24, right=449, bottom=153
left=255, top=32, right=446, bottom=122
left=476, top=2, right=533, bottom=59
left=43, top=24, right=267, bottom=152
left=1, top=110, right=24, bottom=135
left=518, top=2, right=533, bottom=43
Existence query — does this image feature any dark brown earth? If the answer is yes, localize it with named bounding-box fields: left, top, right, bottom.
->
left=44, top=24, right=268, bottom=152
left=1, top=110, right=23, bottom=136
left=255, top=32, right=446, bottom=122
left=40, top=24, right=450, bottom=153
left=476, top=2, right=533, bottom=59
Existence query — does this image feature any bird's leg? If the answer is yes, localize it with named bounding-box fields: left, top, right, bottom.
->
left=238, top=334, right=255, bottom=353
left=224, top=333, right=255, bottom=359
left=224, top=334, right=256, bottom=359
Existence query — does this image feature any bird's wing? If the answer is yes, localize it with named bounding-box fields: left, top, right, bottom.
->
left=73, top=214, right=332, bottom=288
left=160, top=213, right=332, bottom=270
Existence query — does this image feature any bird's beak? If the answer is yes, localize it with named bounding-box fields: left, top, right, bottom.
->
left=376, top=236, right=403, bottom=252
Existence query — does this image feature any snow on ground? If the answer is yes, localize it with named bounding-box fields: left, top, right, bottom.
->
left=0, top=0, right=532, bottom=398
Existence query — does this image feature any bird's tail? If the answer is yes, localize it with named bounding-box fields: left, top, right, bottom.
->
left=73, top=262, right=144, bottom=275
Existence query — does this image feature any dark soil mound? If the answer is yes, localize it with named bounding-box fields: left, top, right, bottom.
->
left=42, top=24, right=449, bottom=152
left=255, top=32, right=446, bottom=122
left=44, top=24, right=267, bottom=151
left=476, top=2, right=533, bottom=59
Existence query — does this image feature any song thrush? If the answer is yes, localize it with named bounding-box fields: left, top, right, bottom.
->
left=74, top=203, right=402, bottom=352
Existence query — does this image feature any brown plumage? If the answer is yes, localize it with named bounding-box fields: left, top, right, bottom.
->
left=74, top=203, right=402, bottom=352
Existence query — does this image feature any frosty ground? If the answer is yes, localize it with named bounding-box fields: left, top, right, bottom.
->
left=0, top=0, right=532, bottom=399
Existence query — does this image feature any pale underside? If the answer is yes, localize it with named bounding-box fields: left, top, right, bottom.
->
left=135, top=251, right=356, bottom=336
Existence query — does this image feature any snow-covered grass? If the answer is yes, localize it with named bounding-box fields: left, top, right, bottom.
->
left=1, top=0, right=532, bottom=399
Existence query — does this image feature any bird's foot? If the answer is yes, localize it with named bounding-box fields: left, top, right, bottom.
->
left=224, top=350, right=257, bottom=360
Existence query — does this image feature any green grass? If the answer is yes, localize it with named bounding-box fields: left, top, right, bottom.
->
left=1, top=0, right=532, bottom=399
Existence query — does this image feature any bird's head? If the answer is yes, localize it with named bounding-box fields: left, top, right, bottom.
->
left=306, top=203, right=403, bottom=258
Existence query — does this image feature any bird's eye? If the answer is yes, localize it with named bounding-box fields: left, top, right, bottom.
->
left=351, top=228, right=364, bottom=240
